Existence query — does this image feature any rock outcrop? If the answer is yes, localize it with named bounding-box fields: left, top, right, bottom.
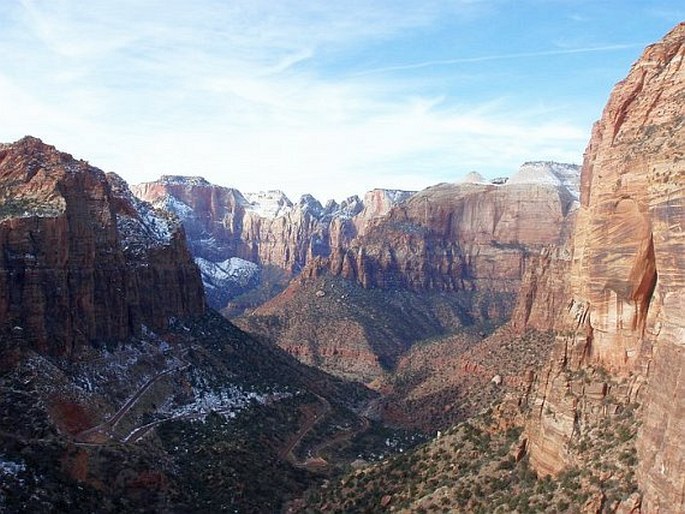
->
left=133, top=177, right=414, bottom=308
left=241, top=164, right=580, bottom=383
left=319, top=163, right=579, bottom=320
left=0, top=137, right=205, bottom=356
left=523, top=23, right=685, bottom=512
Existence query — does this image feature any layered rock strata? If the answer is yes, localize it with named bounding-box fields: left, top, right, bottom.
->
left=0, top=137, right=205, bottom=356
left=240, top=163, right=579, bottom=382
left=523, top=23, right=685, bottom=513
left=318, top=163, right=579, bottom=318
left=133, top=177, right=414, bottom=308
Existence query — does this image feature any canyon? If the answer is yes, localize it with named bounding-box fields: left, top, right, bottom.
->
left=0, top=21, right=683, bottom=514
left=243, top=162, right=579, bottom=381
left=136, top=161, right=581, bottom=383
left=293, top=24, right=685, bottom=513
left=0, top=138, right=379, bottom=512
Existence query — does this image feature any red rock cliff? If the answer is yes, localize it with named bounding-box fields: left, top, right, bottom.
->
left=323, top=169, right=578, bottom=315
left=524, top=23, right=685, bottom=512
left=0, top=137, right=205, bottom=356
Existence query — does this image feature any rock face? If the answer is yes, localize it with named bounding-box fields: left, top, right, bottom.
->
left=523, top=23, right=685, bottom=512
left=130, top=176, right=250, bottom=262
left=511, top=228, right=575, bottom=333
left=241, top=164, right=580, bottom=383
left=353, top=188, right=415, bottom=236
left=320, top=163, right=579, bottom=317
left=194, top=256, right=261, bottom=309
left=133, top=177, right=414, bottom=308
left=0, top=137, right=205, bottom=356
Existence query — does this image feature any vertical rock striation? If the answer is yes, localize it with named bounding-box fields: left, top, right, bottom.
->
left=322, top=165, right=579, bottom=321
left=133, top=177, right=414, bottom=308
left=0, top=137, right=205, bottom=356
left=524, top=23, right=685, bottom=512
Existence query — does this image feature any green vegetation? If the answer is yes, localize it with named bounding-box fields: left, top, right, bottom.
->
left=294, top=369, right=642, bottom=513
left=157, top=401, right=315, bottom=512
left=0, top=196, right=64, bottom=219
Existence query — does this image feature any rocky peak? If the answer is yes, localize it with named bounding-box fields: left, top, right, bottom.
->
left=0, top=136, right=103, bottom=219
left=459, top=171, right=488, bottom=184
left=297, top=194, right=324, bottom=217
left=320, top=195, right=363, bottom=220
left=131, top=177, right=418, bottom=310
left=0, top=138, right=205, bottom=356
left=365, top=188, right=414, bottom=206
left=354, top=188, right=414, bottom=234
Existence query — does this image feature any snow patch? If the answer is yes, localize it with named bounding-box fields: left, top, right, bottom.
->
left=383, top=189, right=415, bottom=204
left=107, top=173, right=178, bottom=254
left=161, top=384, right=274, bottom=420
left=507, top=161, right=581, bottom=198
left=0, top=457, right=25, bottom=477
left=244, top=190, right=293, bottom=218
left=297, top=194, right=324, bottom=217
left=324, top=195, right=364, bottom=220
left=195, top=257, right=260, bottom=290
left=159, top=175, right=211, bottom=187
left=158, top=195, right=194, bottom=221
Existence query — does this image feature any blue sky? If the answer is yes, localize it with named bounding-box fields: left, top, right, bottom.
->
left=0, top=1, right=682, bottom=201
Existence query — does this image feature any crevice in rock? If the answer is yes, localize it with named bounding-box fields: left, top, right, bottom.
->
left=611, top=72, right=646, bottom=144
left=632, top=234, right=657, bottom=334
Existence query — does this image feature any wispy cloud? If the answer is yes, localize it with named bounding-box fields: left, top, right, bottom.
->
left=353, top=43, right=645, bottom=76
left=0, top=0, right=675, bottom=201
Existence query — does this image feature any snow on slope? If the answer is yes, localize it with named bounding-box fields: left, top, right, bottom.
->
left=507, top=161, right=581, bottom=198
left=324, top=195, right=364, bottom=220
left=383, top=189, right=415, bottom=204
left=195, top=257, right=260, bottom=291
left=158, top=175, right=211, bottom=187
left=0, top=456, right=26, bottom=477
left=107, top=173, right=177, bottom=255
left=155, top=194, right=194, bottom=221
left=244, top=190, right=293, bottom=218
left=160, top=383, right=273, bottom=419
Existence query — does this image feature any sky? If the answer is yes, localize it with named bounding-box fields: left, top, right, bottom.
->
left=0, top=1, right=682, bottom=202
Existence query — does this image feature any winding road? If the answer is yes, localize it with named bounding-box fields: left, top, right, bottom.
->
left=72, top=354, right=373, bottom=474
left=75, top=360, right=190, bottom=443
left=281, top=393, right=373, bottom=473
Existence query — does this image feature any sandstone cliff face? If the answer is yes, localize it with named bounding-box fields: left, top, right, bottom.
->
left=524, top=24, right=685, bottom=512
left=242, top=166, right=579, bottom=383
left=0, top=137, right=205, bottom=356
left=133, top=177, right=414, bottom=308
left=320, top=165, right=578, bottom=322
left=353, top=188, right=415, bottom=236
left=511, top=211, right=576, bottom=333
